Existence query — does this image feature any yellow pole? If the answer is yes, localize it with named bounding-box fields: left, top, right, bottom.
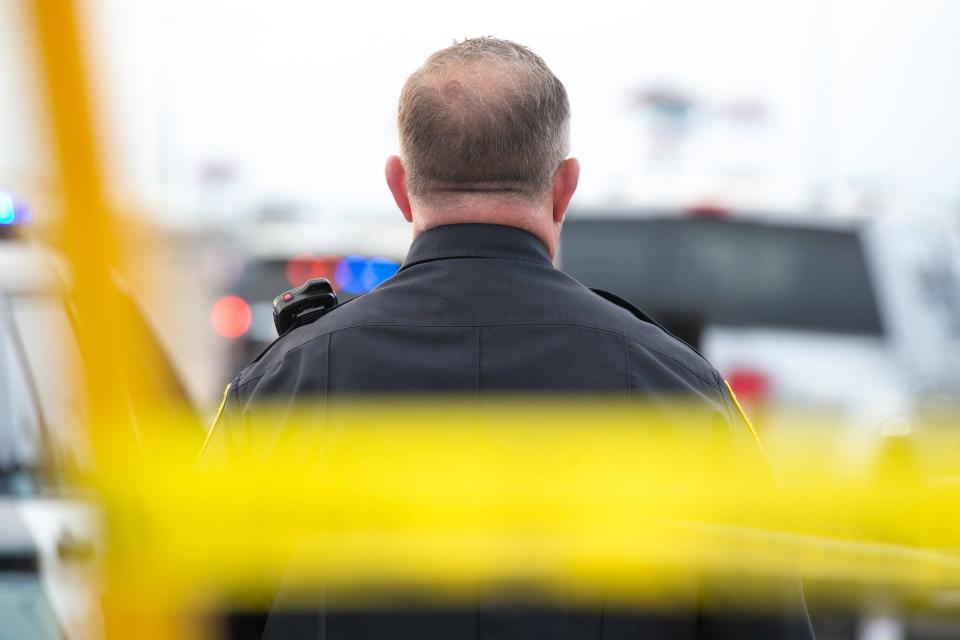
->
left=26, top=1, right=184, bottom=637
left=26, top=0, right=138, bottom=457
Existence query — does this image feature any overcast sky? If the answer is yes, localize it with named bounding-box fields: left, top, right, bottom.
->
left=3, top=0, right=960, bottom=222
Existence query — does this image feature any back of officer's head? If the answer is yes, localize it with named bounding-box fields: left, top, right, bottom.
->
left=386, top=37, right=579, bottom=256
left=399, top=38, right=569, bottom=201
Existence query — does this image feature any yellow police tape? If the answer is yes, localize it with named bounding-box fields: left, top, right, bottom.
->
left=25, top=0, right=960, bottom=621
left=88, top=401, right=960, bottom=611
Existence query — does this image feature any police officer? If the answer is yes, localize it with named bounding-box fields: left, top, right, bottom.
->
left=203, top=37, right=814, bottom=640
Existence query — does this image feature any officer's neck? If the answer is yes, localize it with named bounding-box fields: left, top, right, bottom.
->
left=410, top=199, right=558, bottom=261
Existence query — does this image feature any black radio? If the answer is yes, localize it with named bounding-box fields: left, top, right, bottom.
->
left=272, top=278, right=338, bottom=336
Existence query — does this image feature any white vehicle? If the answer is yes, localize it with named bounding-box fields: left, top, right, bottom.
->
left=560, top=211, right=960, bottom=441
left=0, top=202, right=198, bottom=639
left=563, top=209, right=960, bottom=640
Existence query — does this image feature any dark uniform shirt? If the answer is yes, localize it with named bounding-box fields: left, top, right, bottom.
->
left=206, top=223, right=814, bottom=640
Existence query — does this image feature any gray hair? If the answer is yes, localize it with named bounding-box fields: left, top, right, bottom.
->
left=398, top=37, right=570, bottom=201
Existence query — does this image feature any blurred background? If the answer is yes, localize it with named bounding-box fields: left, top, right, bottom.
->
left=1, top=0, right=960, bottom=638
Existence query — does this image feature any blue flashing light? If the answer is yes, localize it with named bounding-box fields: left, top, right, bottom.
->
left=0, top=192, right=30, bottom=226
left=334, top=256, right=400, bottom=295
left=0, top=193, right=15, bottom=225
left=334, top=256, right=370, bottom=294
left=363, top=257, right=400, bottom=291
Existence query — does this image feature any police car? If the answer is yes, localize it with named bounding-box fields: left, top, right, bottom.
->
left=209, top=215, right=407, bottom=378
left=0, top=194, right=196, bottom=639
left=560, top=210, right=960, bottom=442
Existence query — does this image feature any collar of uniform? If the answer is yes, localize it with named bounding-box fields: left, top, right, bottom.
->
left=400, top=223, right=553, bottom=271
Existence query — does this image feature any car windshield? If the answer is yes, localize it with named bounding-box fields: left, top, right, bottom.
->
left=561, top=217, right=884, bottom=335
left=0, top=575, right=61, bottom=640
left=7, top=295, right=94, bottom=488
left=0, top=297, right=45, bottom=494
left=3, top=287, right=199, bottom=495
left=912, top=237, right=960, bottom=342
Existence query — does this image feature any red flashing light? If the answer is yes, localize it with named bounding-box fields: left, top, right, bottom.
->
left=727, top=368, right=771, bottom=407
left=210, top=295, right=252, bottom=339
left=285, top=255, right=336, bottom=288
left=686, top=203, right=731, bottom=219
left=282, top=292, right=293, bottom=302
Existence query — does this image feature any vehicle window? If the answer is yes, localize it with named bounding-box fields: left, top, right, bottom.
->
left=9, top=295, right=94, bottom=480
left=561, top=218, right=884, bottom=335
left=0, top=300, right=44, bottom=495
left=0, top=575, right=61, bottom=640
left=235, top=259, right=293, bottom=303
left=913, top=240, right=960, bottom=341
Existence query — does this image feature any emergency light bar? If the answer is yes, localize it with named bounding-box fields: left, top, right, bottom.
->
left=334, top=255, right=399, bottom=294
left=0, top=192, right=31, bottom=226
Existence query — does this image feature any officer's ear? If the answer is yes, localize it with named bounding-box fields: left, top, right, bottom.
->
left=385, top=155, right=413, bottom=223
left=551, top=157, right=580, bottom=223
